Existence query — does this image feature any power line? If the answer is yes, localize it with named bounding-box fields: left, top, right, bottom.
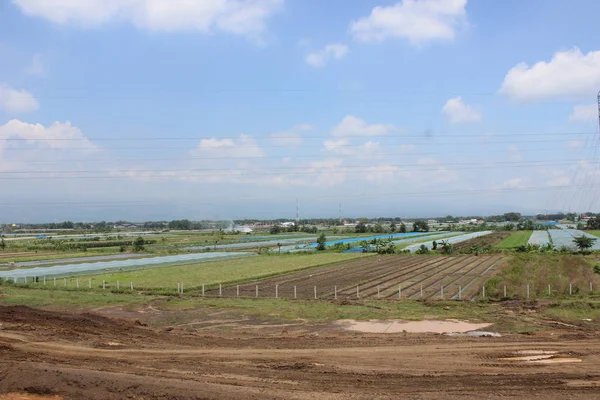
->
left=0, top=158, right=589, bottom=175
left=0, top=184, right=591, bottom=207
left=0, top=131, right=595, bottom=142
left=0, top=138, right=589, bottom=151
left=8, top=146, right=590, bottom=164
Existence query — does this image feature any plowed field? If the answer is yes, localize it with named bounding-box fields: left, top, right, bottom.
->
left=212, top=255, right=507, bottom=300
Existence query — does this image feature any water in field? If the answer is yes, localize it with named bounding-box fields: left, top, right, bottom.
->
left=548, top=229, right=600, bottom=251
left=0, top=252, right=254, bottom=279
left=337, top=319, right=492, bottom=334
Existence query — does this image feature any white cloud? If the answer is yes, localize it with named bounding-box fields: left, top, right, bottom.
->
left=569, top=104, right=596, bottom=122
left=268, top=123, right=313, bottom=147
left=192, top=134, right=264, bottom=159
left=332, top=115, right=398, bottom=138
left=500, top=177, right=527, bottom=189
left=0, top=119, right=98, bottom=151
left=500, top=48, right=600, bottom=101
left=25, top=53, right=45, bottom=76
left=0, top=84, right=39, bottom=113
left=13, top=0, right=282, bottom=38
left=351, top=0, right=468, bottom=44
left=305, top=43, right=349, bottom=68
left=442, top=96, right=481, bottom=123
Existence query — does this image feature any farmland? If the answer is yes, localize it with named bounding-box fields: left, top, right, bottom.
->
left=81, top=253, right=369, bottom=290
left=216, top=254, right=507, bottom=300
left=496, top=231, right=533, bottom=249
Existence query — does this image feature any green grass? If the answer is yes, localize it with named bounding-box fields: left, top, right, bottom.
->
left=496, top=231, right=532, bottom=249
left=586, top=230, right=600, bottom=238
left=0, top=285, right=153, bottom=308
left=80, top=253, right=370, bottom=290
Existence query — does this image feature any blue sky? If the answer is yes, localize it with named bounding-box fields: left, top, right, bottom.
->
left=1, top=0, right=600, bottom=222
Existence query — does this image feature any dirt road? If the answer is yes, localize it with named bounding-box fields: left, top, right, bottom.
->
left=1, top=306, right=599, bottom=399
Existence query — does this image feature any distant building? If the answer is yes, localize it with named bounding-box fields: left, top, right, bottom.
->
left=279, top=222, right=296, bottom=228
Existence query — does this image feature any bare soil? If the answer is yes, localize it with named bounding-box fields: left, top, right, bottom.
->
left=1, top=305, right=600, bottom=399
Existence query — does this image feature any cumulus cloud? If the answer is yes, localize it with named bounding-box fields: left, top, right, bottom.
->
left=442, top=96, right=481, bottom=123
left=305, top=43, right=349, bottom=68
left=332, top=115, right=398, bottom=138
left=268, top=123, right=313, bottom=147
left=569, top=104, right=596, bottom=122
left=351, top=0, right=468, bottom=44
left=500, top=48, right=600, bottom=101
left=191, top=134, right=264, bottom=159
left=13, top=0, right=283, bottom=38
left=0, top=84, right=39, bottom=113
left=0, top=119, right=98, bottom=151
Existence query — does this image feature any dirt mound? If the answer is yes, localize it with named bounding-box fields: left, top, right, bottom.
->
left=0, top=306, right=160, bottom=345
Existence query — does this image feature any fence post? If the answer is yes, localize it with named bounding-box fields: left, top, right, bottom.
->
left=103, top=280, right=106, bottom=290
left=548, top=284, right=551, bottom=296
left=294, top=285, right=297, bottom=299
left=237, top=285, right=240, bottom=297
left=275, top=284, right=278, bottom=299
left=255, top=285, right=258, bottom=298
left=219, top=284, right=222, bottom=297
left=377, top=285, right=380, bottom=298
left=356, top=285, right=359, bottom=299
left=43, top=276, right=46, bottom=286
left=569, top=283, right=572, bottom=296
left=482, top=286, right=485, bottom=298
left=63, top=278, right=67, bottom=287
left=504, top=285, right=507, bottom=298
left=459, top=285, right=462, bottom=300
left=130, top=281, right=133, bottom=291
left=54, top=277, right=56, bottom=287
left=526, top=284, right=529, bottom=299
left=117, top=281, right=120, bottom=290
left=441, top=285, right=444, bottom=299
left=202, top=284, right=205, bottom=296
left=314, top=286, right=317, bottom=299
left=76, top=279, right=79, bottom=289
left=334, top=285, right=337, bottom=300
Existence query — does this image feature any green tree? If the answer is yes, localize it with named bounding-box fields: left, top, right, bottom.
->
left=573, top=235, right=596, bottom=252
left=132, top=237, right=145, bottom=252
left=399, top=223, right=407, bottom=233
left=390, top=222, right=396, bottom=233
left=0, top=237, right=5, bottom=250
left=269, top=225, right=282, bottom=234
left=413, top=220, right=429, bottom=232
left=316, top=233, right=327, bottom=251
left=355, top=222, right=367, bottom=233
left=432, top=240, right=438, bottom=250
left=440, top=240, right=453, bottom=254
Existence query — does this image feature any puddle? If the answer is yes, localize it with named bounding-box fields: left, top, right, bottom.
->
left=338, top=319, right=491, bottom=334
left=532, top=358, right=582, bottom=364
